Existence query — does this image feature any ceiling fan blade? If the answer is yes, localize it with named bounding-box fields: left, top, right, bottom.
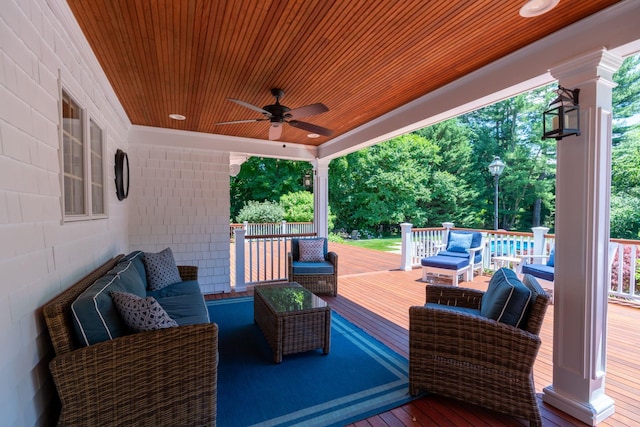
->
left=214, top=118, right=266, bottom=125
left=228, top=98, right=270, bottom=115
left=287, top=103, right=329, bottom=119
left=288, top=120, right=333, bottom=136
left=269, top=124, right=283, bottom=140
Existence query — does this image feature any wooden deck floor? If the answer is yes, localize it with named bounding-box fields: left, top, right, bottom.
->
left=215, top=242, right=640, bottom=426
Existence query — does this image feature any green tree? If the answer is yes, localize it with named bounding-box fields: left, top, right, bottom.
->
left=230, top=158, right=311, bottom=219
left=280, top=191, right=314, bottom=222
left=236, top=200, right=284, bottom=223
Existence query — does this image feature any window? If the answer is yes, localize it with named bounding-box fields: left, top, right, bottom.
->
left=61, top=90, right=106, bottom=220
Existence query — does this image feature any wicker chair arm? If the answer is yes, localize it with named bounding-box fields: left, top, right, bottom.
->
left=177, top=265, right=198, bottom=281
left=50, top=323, right=218, bottom=426
left=425, top=284, right=484, bottom=309
left=409, top=305, right=541, bottom=372
left=327, top=251, right=338, bottom=266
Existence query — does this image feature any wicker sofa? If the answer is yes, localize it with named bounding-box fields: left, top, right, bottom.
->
left=409, top=270, right=550, bottom=426
left=43, top=251, right=218, bottom=426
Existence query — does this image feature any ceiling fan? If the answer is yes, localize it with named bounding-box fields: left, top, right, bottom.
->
left=215, top=88, right=333, bottom=140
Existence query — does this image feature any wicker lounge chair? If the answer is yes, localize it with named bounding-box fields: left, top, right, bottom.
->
left=287, top=237, right=338, bottom=296
left=409, top=273, right=550, bottom=427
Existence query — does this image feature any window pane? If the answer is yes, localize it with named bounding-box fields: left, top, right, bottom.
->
left=62, top=91, right=85, bottom=216
left=90, top=120, right=105, bottom=215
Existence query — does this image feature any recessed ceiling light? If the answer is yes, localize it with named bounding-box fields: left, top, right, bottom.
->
left=169, top=113, right=186, bottom=120
left=519, top=0, right=560, bottom=17
left=307, top=133, right=320, bottom=139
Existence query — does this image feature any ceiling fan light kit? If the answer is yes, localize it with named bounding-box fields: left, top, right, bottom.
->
left=215, top=88, right=333, bottom=140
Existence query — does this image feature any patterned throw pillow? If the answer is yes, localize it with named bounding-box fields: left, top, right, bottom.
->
left=111, top=291, right=178, bottom=332
left=298, top=239, right=326, bottom=262
left=143, top=247, right=182, bottom=291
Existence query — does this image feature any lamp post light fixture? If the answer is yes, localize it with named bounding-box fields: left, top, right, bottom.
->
left=488, top=156, right=507, bottom=230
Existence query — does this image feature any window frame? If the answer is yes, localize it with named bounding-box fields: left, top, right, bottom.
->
left=59, top=86, right=108, bottom=222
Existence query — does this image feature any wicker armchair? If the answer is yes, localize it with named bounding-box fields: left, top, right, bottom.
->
left=43, top=255, right=218, bottom=426
left=287, top=238, right=338, bottom=296
left=409, top=274, right=550, bottom=427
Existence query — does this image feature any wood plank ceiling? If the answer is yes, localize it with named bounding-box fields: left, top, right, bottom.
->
left=67, top=0, right=622, bottom=146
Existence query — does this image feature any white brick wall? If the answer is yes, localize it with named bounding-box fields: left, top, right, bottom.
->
left=0, top=0, right=130, bottom=425
left=128, top=144, right=231, bottom=294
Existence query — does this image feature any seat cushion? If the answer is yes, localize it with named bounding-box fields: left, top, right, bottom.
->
left=522, top=263, right=555, bottom=282
left=146, top=280, right=202, bottom=299
left=425, top=303, right=481, bottom=317
left=481, top=268, right=532, bottom=328
left=421, top=255, right=470, bottom=270
left=292, top=260, right=335, bottom=275
left=154, top=293, right=211, bottom=326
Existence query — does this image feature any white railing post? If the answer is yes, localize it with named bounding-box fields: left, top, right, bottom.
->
left=234, top=228, right=246, bottom=292
left=531, top=226, right=549, bottom=263
left=442, top=222, right=454, bottom=246
left=282, top=220, right=287, bottom=236
left=400, top=223, right=413, bottom=271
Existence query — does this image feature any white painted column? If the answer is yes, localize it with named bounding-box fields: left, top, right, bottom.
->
left=531, top=226, right=550, bottom=260
left=541, top=49, right=623, bottom=426
left=312, top=158, right=330, bottom=238
left=233, top=228, right=246, bottom=292
left=400, top=223, right=413, bottom=271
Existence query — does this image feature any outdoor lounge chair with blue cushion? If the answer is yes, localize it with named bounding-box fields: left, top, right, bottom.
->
left=410, top=269, right=551, bottom=426
left=420, top=230, right=485, bottom=285
left=287, top=238, right=338, bottom=296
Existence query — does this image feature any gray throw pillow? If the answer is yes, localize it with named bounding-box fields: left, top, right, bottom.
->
left=298, top=239, right=326, bottom=262
left=111, top=291, right=178, bottom=332
left=143, top=247, right=182, bottom=290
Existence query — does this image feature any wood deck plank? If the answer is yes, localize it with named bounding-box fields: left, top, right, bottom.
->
left=217, top=241, right=640, bottom=426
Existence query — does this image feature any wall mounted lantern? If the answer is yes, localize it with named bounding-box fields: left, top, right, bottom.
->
left=543, top=86, right=580, bottom=140
left=303, top=172, right=312, bottom=189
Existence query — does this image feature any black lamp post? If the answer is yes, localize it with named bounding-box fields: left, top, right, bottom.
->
left=488, top=156, right=506, bottom=230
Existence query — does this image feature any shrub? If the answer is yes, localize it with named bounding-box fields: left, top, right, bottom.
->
left=610, top=244, right=640, bottom=295
left=236, top=200, right=284, bottom=223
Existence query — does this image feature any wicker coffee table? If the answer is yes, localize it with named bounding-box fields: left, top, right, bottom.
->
left=254, top=282, right=331, bottom=363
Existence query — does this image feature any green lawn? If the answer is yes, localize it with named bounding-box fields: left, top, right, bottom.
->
left=340, top=236, right=401, bottom=252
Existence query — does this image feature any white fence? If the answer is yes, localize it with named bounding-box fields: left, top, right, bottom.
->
left=401, top=222, right=639, bottom=302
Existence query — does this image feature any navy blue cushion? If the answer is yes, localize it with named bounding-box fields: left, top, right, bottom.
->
left=155, top=293, right=210, bottom=326
left=522, top=263, right=555, bottom=281
left=71, top=260, right=147, bottom=347
left=421, top=255, right=470, bottom=270
left=291, top=238, right=328, bottom=261
left=547, top=248, right=555, bottom=267
left=119, top=250, right=148, bottom=289
left=481, top=268, right=532, bottom=327
left=292, top=260, right=334, bottom=275
left=425, top=302, right=481, bottom=317
left=446, top=231, right=473, bottom=253
left=146, top=280, right=201, bottom=299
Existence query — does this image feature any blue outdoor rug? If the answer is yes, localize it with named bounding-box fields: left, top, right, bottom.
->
left=207, top=297, right=415, bottom=427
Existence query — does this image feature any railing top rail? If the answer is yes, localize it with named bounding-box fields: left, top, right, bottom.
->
left=245, top=232, right=317, bottom=239
left=610, top=237, right=640, bottom=245
left=411, top=227, right=445, bottom=232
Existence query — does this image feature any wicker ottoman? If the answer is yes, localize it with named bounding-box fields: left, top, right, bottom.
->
left=254, top=282, right=331, bottom=363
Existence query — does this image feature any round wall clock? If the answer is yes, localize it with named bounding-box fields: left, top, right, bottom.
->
left=114, top=149, right=130, bottom=201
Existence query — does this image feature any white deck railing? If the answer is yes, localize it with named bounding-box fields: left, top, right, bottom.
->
left=232, top=223, right=316, bottom=290
left=401, top=222, right=640, bottom=302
